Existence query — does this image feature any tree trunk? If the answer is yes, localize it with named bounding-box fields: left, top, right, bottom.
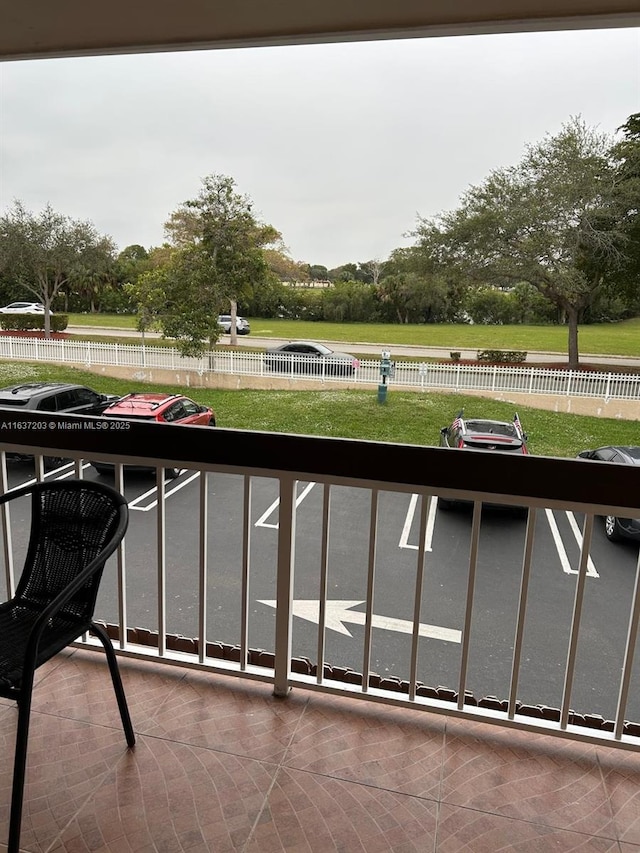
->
left=229, top=299, right=238, bottom=346
left=566, top=305, right=580, bottom=370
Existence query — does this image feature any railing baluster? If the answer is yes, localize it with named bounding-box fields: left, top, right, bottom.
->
left=560, top=513, right=594, bottom=729
left=114, top=463, right=128, bottom=650
left=409, top=492, right=431, bottom=700
left=198, top=471, right=208, bottom=663
left=508, top=508, right=536, bottom=718
left=361, top=489, right=379, bottom=693
left=273, top=475, right=296, bottom=697
left=614, top=547, right=640, bottom=740
left=240, top=475, right=252, bottom=670
left=458, top=500, right=482, bottom=709
left=156, top=467, right=167, bottom=656
left=316, top=483, right=331, bottom=685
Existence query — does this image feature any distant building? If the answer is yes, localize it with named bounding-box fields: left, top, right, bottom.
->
left=282, top=280, right=334, bottom=289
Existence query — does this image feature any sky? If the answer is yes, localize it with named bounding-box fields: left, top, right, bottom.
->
left=0, top=27, right=638, bottom=270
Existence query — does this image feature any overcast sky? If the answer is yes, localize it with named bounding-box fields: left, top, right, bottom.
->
left=0, top=27, right=638, bottom=269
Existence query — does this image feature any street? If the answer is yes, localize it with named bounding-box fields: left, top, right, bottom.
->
left=68, top=325, right=640, bottom=369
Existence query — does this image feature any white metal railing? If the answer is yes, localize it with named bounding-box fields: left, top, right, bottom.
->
left=1, top=416, right=639, bottom=752
left=0, top=336, right=639, bottom=400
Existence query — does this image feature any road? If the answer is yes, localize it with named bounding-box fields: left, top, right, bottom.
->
left=4, top=458, right=639, bottom=725
left=68, top=325, right=640, bottom=370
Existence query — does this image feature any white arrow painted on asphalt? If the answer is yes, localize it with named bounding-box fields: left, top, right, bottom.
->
left=258, top=599, right=461, bottom=643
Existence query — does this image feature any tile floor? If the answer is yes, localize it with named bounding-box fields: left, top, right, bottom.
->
left=0, top=649, right=638, bottom=852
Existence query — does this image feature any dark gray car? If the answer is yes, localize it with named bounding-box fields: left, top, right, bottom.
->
left=264, top=341, right=360, bottom=376
left=0, top=382, right=120, bottom=463
left=577, top=445, right=640, bottom=542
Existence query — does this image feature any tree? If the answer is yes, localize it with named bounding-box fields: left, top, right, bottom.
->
left=263, top=247, right=308, bottom=282
left=128, top=244, right=223, bottom=356
left=0, top=201, right=113, bottom=336
left=609, top=113, right=640, bottom=296
left=164, top=174, right=280, bottom=345
left=413, top=118, right=628, bottom=368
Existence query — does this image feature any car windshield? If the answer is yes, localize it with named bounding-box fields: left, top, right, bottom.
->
left=307, top=343, right=332, bottom=355
left=465, top=420, right=518, bottom=438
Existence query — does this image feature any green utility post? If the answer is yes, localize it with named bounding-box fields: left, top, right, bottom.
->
left=378, top=350, right=393, bottom=403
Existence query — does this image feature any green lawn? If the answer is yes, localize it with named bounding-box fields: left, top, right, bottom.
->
left=0, top=361, right=636, bottom=459
left=67, top=314, right=640, bottom=358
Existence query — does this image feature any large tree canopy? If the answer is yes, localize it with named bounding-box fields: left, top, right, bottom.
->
left=0, top=201, right=114, bottom=335
left=609, top=113, right=640, bottom=297
left=413, top=117, right=634, bottom=367
left=131, top=175, right=280, bottom=353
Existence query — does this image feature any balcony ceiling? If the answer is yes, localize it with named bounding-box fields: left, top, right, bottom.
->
left=2, top=0, right=639, bottom=61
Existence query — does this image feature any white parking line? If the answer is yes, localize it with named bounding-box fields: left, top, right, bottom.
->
left=128, top=471, right=201, bottom=511
left=255, top=482, right=316, bottom=529
left=545, top=508, right=599, bottom=578
left=398, top=493, right=436, bottom=552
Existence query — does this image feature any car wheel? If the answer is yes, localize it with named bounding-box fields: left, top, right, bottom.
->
left=604, top=515, right=623, bottom=541
left=208, top=416, right=216, bottom=426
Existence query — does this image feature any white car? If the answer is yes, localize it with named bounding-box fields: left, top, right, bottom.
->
left=218, top=314, right=250, bottom=335
left=0, top=302, right=47, bottom=314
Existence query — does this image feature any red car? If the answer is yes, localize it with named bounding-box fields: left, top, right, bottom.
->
left=91, top=392, right=216, bottom=479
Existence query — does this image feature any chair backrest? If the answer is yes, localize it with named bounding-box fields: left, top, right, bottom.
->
left=1, top=480, right=128, bottom=624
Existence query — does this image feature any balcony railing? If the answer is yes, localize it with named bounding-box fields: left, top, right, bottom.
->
left=1, top=336, right=639, bottom=400
left=1, top=410, right=639, bottom=752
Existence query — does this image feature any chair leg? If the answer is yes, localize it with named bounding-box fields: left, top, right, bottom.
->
left=91, top=622, right=136, bottom=748
left=8, top=688, right=33, bottom=853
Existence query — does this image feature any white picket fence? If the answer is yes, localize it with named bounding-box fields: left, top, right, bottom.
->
left=1, top=336, right=639, bottom=401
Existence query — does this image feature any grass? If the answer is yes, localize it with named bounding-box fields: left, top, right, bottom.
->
left=67, top=314, right=640, bottom=358
left=0, top=361, right=636, bottom=459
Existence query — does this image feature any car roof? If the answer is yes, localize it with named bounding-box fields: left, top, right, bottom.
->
left=104, top=392, right=182, bottom=412
left=0, top=382, right=86, bottom=398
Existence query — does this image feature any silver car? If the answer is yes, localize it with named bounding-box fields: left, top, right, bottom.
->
left=218, top=314, right=250, bottom=335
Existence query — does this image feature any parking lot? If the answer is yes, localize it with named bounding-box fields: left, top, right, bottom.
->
left=4, top=458, right=639, bottom=726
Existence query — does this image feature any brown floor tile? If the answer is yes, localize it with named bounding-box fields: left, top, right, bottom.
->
left=245, top=766, right=439, bottom=852
left=284, top=692, right=445, bottom=799
left=0, top=653, right=634, bottom=852
left=597, top=746, right=640, bottom=845
left=0, top=711, right=131, bottom=853
left=32, top=647, right=187, bottom=730
left=137, top=668, right=309, bottom=763
left=436, top=803, right=620, bottom=852
left=46, top=735, right=277, bottom=853
left=441, top=721, right=616, bottom=838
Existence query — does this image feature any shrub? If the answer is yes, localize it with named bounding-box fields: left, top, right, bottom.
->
left=0, top=314, right=69, bottom=332
left=476, top=349, right=527, bottom=364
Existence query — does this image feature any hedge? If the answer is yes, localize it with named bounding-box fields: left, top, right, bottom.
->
left=0, top=314, right=69, bottom=332
left=476, top=349, right=527, bottom=364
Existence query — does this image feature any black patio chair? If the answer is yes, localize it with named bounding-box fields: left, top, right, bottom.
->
left=0, top=479, right=135, bottom=853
